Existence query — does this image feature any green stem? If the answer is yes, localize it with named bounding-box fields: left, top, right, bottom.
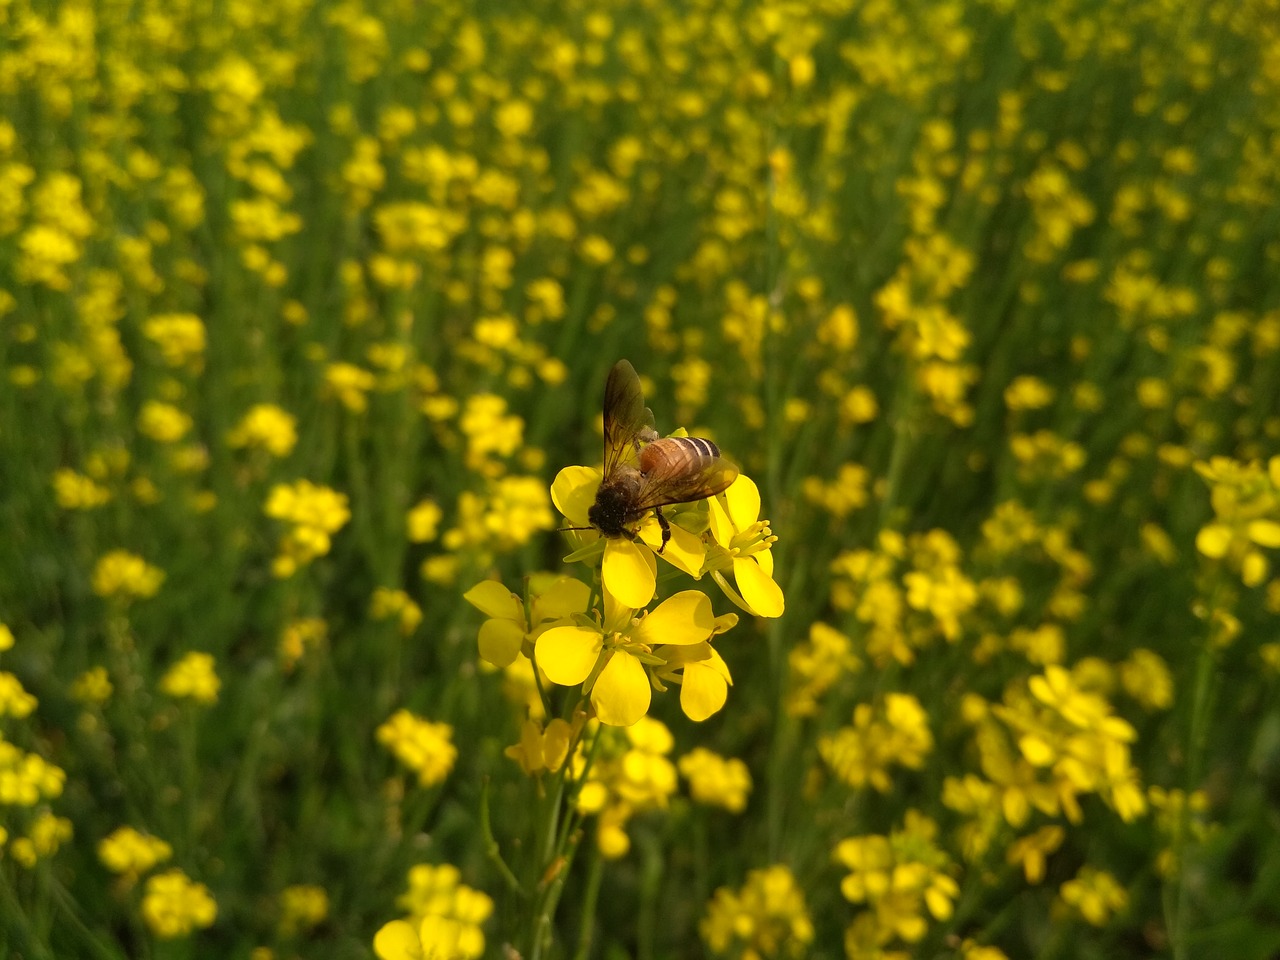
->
left=1167, top=585, right=1220, bottom=960
left=572, top=842, right=604, bottom=960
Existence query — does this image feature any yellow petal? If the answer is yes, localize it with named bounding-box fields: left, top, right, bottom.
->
left=532, top=577, right=591, bottom=623
left=1195, top=524, right=1232, bottom=559
left=633, top=591, right=714, bottom=646
left=734, top=557, right=784, bottom=617
left=1243, top=549, right=1268, bottom=587
left=536, top=625, right=602, bottom=686
left=638, top=517, right=706, bottom=576
left=681, top=658, right=728, bottom=721
left=551, top=466, right=601, bottom=526
left=478, top=618, right=525, bottom=667
left=592, top=652, right=651, bottom=726
left=1247, top=519, right=1280, bottom=548
left=463, top=580, right=524, bottom=621
left=724, top=474, right=761, bottom=529
left=708, top=493, right=735, bottom=547
left=603, top=589, right=633, bottom=633
left=756, top=545, right=774, bottom=579
left=603, top=538, right=657, bottom=608
left=373, top=920, right=423, bottom=960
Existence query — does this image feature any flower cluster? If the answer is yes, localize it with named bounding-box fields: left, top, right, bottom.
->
left=376, top=710, right=457, bottom=787
left=1194, top=455, right=1280, bottom=586
left=700, top=864, right=814, bottom=959
left=159, top=652, right=221, bottom=705
left=98, top=826, right=173, bottom=882
left=574, top=717, right=679, bottom=858
left=834, top=811, right=958, bottom=953
left=140, top=868, right=218, bottom=939
left=374, top=863, right=494, bottom=960
left=678, top=747, right=752, bottom=813
left=263, top=480, right=352, bottom=578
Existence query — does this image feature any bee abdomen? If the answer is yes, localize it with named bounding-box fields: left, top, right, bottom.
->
left=639, top=436, right=719, bottom=474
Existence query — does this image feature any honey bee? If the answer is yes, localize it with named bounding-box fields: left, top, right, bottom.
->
left=584, top=359, right=738, bottom=551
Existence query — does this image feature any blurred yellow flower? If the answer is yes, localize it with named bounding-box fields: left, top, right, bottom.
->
left=141, top=869, right=218, bottom=938
left=159, top=652, right=220, bottom=705
left=92, top=550, right=165, bottom=602
left=376, top=710, right=457, bottom=786
left=138, top=401, right=194, bottom=443
left=227, top=403, right=298, bottom=457
left=98, top=826, right=173, bottom=878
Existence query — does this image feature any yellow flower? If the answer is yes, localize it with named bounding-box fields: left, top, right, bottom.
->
left=700, top=864, right=814, bottom=958
left=678, top=748, right=752, bottom=812
left=279, top=884, right=329, bottom=936
left=706, top=476, right=785, bottom=618
left=141, top=869, right=218, bottom=938
left=98, top=826, right=173, bottom=877
left=91, top=550, right=165, bottom=602
left=464, top=576, right=589, bottom=668
left=535, top=590, right=725, bottom=726
left=370, top=588, right=423, bottom=637
left=406, top=499, right=443, bottom=542
left=376, top=710, right=457, bottom=786
left=159, top=652, right=221, bottom=705
left=0, top=673, right=37, bottom=717
left=551, top=465, right=707, bottom=609
left=227, top=404, right=298, bottom=457
left=138, top=400, right=194, bottom=443
left=1059, top=866, right=1128, bottom=926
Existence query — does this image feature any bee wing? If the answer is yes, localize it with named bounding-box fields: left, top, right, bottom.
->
left=636, top=454, right=739, bottom=509
left=602, top=359, right=657, bottom=476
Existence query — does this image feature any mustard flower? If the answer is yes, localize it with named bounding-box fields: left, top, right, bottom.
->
left=574, top=718, right=678, bottom=857
left=1005, top=825, right=1065, bottom=884
left=324, top=361, right=377, bottom=412
left=706, top=476, right=785, bottom=618
left=0, top=624, right=11, bottom=651
left=143, top=313, right=207, bottom=370
left=551, top=465, right=708, bottom=609
left=0, top=673, right=37, bottom=718
left=0, top=739, right=65, bottom=805
left=376, top=710, right=457, bottom=786
left=834, top=812, right=957, bottom=945
left=92, top=550, right=165, bottom=602
left=264, top=480, right=351, bottom=577
left=370, top=587, right=423, bottom=636
left=138, top=400, right=194, bottom=444
left=375, top=863, right=494, bottom=960
left=786, top=622, right=860, bottom=718
left=505, top=717, right=574, bottom=776
left=406, top=498, right=443, bottom=542
left=98, top=826, right=173, bottom=878
left=279, top=617, right=327, bottom=671
left=678, top=748, right=752, bottom=812
left=464, top=576, right=589, bottom=668
left=700, top=864, right=814, bottom=959
left=278, top=884, right=329, bottom=936
left=159, top=652, right=220, bottom=705
left=9, top=812, right=73, bottom=868
left=535, top=590, right=730, bottom=726
left=52, top=468, right=112, bottom=510
left=1194, top=455, right=1280, bottom=586
left=819, top=693, right=934, bottom=792
left=227, top=403, right=298, bottom=457
left=1059, top=866, right=1128, bottom=926
left=141, top=869, right=218, bottom=938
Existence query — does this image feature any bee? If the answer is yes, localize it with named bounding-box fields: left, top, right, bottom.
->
left=584, top=359, right=738, bottom=551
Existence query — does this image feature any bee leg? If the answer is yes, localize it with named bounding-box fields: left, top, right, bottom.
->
left=655, top=508, right=671, bottom=554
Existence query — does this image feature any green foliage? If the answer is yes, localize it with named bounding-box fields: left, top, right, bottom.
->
left=2, top=0, right=1280, bottom=957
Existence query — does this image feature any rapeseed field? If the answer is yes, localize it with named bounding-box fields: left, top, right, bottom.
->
left=2, top=0, right=1279, bottom=957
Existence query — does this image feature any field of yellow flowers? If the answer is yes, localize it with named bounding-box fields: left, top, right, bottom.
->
left=4, top=0, right=1280, bottom=957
